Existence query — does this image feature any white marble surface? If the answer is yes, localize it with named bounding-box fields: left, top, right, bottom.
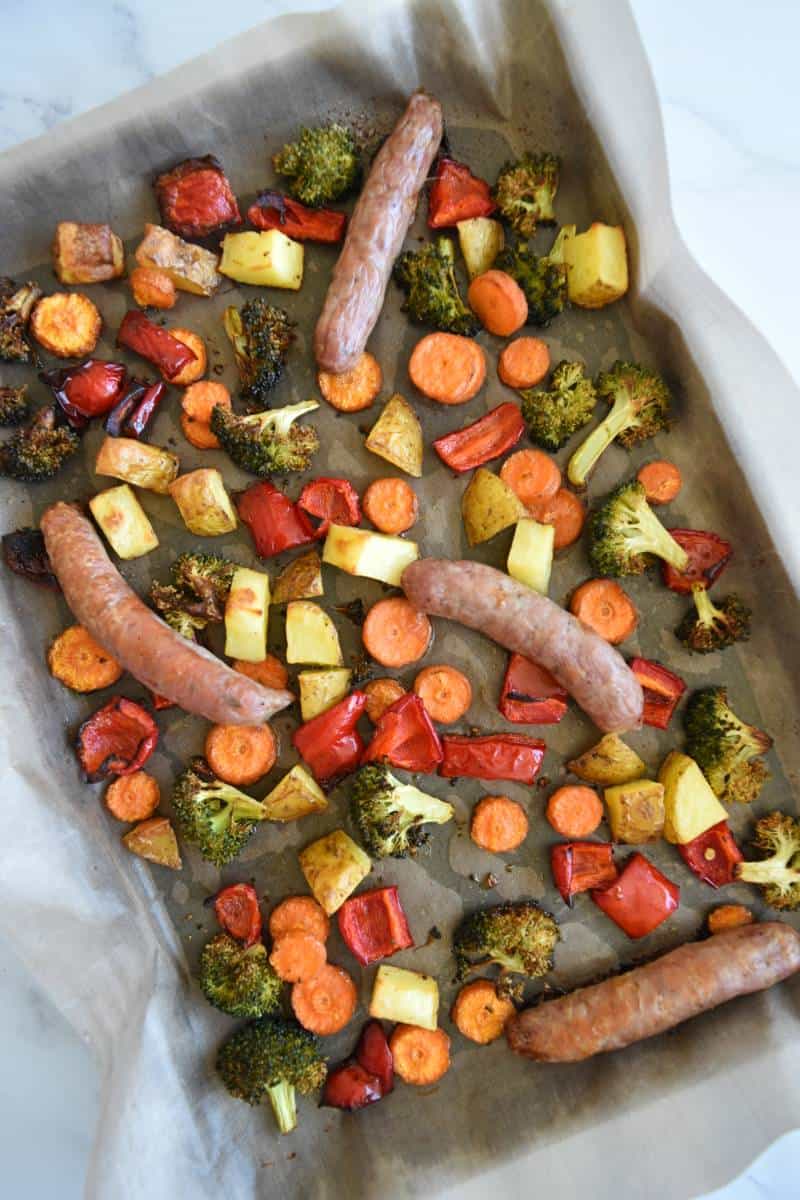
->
left=1, top=2, right=799, bottom=1197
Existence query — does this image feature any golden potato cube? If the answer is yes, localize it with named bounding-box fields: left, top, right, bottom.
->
left=219, top=230, right=304, bottom=290
left=457, top=217, right=505, bottom=280
left=285, top=601, right=343, bottom=666
left=298, top=829, right=371, bottom=914
left=52, top=221, right=124, bottom=284
left=262, top=764, right=328, bottom=822
left=123, top=817, right=182, bottom=869
left=462, top=468, right=526, bottom=546
left=365, top=394, right=423, bottom=477
left=169, top=468, right=237, bottom=536
left=322, top=524, right=419, bottom=586
left=135, top=223, right=222, bottom=296
left=224, top=566, right=270, bottom=662
left=604, top=779, right=665, bottom=844
left=298, top=668, right=352, bottom=721
left=568, top=734, right=646, bottom=786
left=89, top=484, right=158, bottom=559
left=565, top=223, right=629, bottom=309
left=369, top=965, right=439, bottom=1031
left=659, top=751, right=729, bottom=845
left=94, top=436, right=179, bottom=494
left=271, top=549, right=324, bottom=604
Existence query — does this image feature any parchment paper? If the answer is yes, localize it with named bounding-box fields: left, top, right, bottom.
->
left=1, top=2, right=799, bottom=1198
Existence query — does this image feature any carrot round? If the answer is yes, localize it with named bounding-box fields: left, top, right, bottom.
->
left=470, top=794, right=529, bottom=853
left=467, top=269, right=528, bottom=337
left=47, top=624, right=123, bottom=692
left=168, top=328, right=207, bottom=386
left=180, top=381, right=231, bottom=450
left=500, top=448, right=561, bottom=510
left=362, top=597, right=432, bottom=668
left=204, top=723, right=277, bottom=786
left=498, top=337, right=550, bottom=389
left=413, top=664, right=472, bottom=724
left=269, top=930, right=327, bottom=983
left=362, top=477, right=419, bottom=534
left=451, top=979, right=515, bottom=1044
left=291, top=963, right=357, bottom=1035
left=268, top=895, right=330, bottom=944
left=546, top=785, right=603, bottom=838
left=233, top=655, right=289, bottom=691
left=364, top=677, right=407, bottom=723
left=569, top=579, right=638, bottom=644
left=531, top=488, right=586, bottom=550
left=318, top=352, right=382, bottom=412
left=389, top=1024, right=451, bottom=1086
left=408, top=332, right=487, bottom=405
left=130, top=266, right=176, bottom=310
left=707, top=904, right=754, bottom=935
left=105, top=770, right=160, bottom=822
left=637, top=460, right=683, bottom=505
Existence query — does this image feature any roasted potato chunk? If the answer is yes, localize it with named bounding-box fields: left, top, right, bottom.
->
left=30, top=292, right=101, bottom=358
left=169, top=468, right=237, bottom=536
left=89, top=484, right=159, bottom=559
left=219, top=230, right=304, bottom=290
left=154, top=155, right=241, bottom=240
left=123, top=816, right=182, bottom=869
left=135, top=223, right=222, bottom=297
left=604, top=779, right=665, bottom=844
left=365, top=393, right=423, bottom=478
left=461, top=467, right=526, bottom=546
left=51, top=222, right=124, bottom=284
left=271, top=549, right=324, bottom=604
left=94, top=436, right=179, bottom=495
left=298, top=829, right=371, bottom=915
left=568, top=733, right=645, bottom=786
left=262, top=764, right=328, bottom=822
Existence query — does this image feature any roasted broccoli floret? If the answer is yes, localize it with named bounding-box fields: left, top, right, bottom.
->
left=495, top=239, right=567, bottom=326
left=454, top=901, right=560, bottom=993
left=150, top=552, right=235, bottom=641
left=736, top=812, right=800, bottom=910
left=0, top=277, right=42, bottom=363
left=272, top=123, right=360, bottom=207
left=216, top=1016, right=327, bottom=1135
left=675, top=583, right=752, bottom=654
left=0, top=406, right=80, bottom=482
left=493, top=152, right=560, bottom=237
left=393, top=236, right=479, bottom=336
left=223, top=301, right=295, bottom=410
left=521, top=361, right=597, bottom=451
left=199, top=933, right=282, bottom=1018
left=684, top=687, right=772, bottom=805
left=211, top=400, right=320, bottom=477
left=0, top=385, right=31, bottom=426
left=588, top=479, right=689, bottom=577
left=172, top=758, right=268, bottom=866
left=350, top=763, right=454, bottom=859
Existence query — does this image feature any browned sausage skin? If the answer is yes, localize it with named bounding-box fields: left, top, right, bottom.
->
left=40, top=502, right=293, bottom=725
left=507, top=922, right=800, bottom=1062
left=314, top=92, right=443, bottom=374
left=401, top=558, right=644, bottom=733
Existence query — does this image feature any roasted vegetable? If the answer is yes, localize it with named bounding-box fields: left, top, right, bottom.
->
left=154, top=154, right=241, bottom=239
left=223, top=300, right=295, bottom=408
left=659, top=751, right=729, bottom=845
left=298, top=828, right=371, bottom=915
left=630, top=657, right=686, bottom=730
left=364, top=393, right=424, bottom=478
left=122, top=816, right=182, bottom=869
left=461, top=467, right=526, bottom=546
left=0, top=406, right=79, bottom=482
left=564, top=222, right=628, bottom=309
left=48, top=624, right=123, bottom=692
left=507, top=517, right=554, bottom=594
left=337, top=886, right=413, bottom=967
left=272, top=122, right=360, bottom=207
left=237, top=481, right=316, bottom=558
left=322, top=524, right=419, bottom=587
left=169, top=468, right=238, bottom=536
left=105, top=379, right=166, bottom=439
left=211, top=400, right=319, bottom=477
left=30, top=292, right=101, bottom=358
left=428, top=158, right=495, bottom=229
left=51, top=221, right=124, bottom=284
left=130, top=266, right=176, bottom=310
left=521, top=360, right=597, bottom=451
left=493, top=152, right=559, bottom=237
left=592, top=851, right=679, bottom=939
left=1, top=527, right=59, bottom=588
left=216, top=1016, right=327, bottom=1135
left=172, top=758, right=269, bottom=866
left=567, top=360, right=671, bottom=487
left=149, top=552, right=235, bottom=641
left=453, top=901, right=559, bottom=990
left=272, top=549, right=324, bottom=604
left=604, top=779, right=665, bottom=844
left=75, top=696, right=158, bottom=782
left=567, top=733, right=645, bottom=786
left=495, top=233, right=567, bottom=326
left=0, top=385, right=30, bottom=426
left=94, top=436, right=179, bottom=494
left=393, top=236, right=479, bottom=336
left=369, top=964, right=438, bottom=1030
left=219, top=230, right=304, bottom=290
left=350, top=763, right=454, bottom=859
left=675, top=583, right=752, bottom=654
left=262, top=764, right=329, bottom=822
left=736, top=812, right=800, bottom=910
left=224, top=566, right=271, bottom=662
left=456, top=216, right=505, bottom=279
left=89, top=484, right=159, bottom=559
left=684, top=687, right=772, bottom=805
left=286, top=601, right=343, bottom=666
left=588, top=479, right=689, bottom=577
left=41, top=359, right=128, bottom=429
left=135, top=223, right=222, bottom=296
left=117, top=310, right=197, bottom=382
left=199, top=933, right=282, bottom=1018
left=247, top=191, right=346, bottom=243
left=0, top=277, right=42, bottom=362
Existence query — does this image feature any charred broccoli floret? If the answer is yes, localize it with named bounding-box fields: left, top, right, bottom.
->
left=736, top=812, right=800, bottom=910
left=199, top=933, right=282, bottom=1018
left=454, top=901, right=560, bottom=993
left=216, top=1016, right=327, bottom=1134
left=224, top=301, right=295, bottom=410
left=495, top=237, right=567, bottom=327
left=272, top=123, right=360, bottom=207
left=0, top=277, right=42, bottom=363
left=172, top=758, right=268, bottom=866
left=350, top=763, right=454, bottom=859
left=588, top=479, right=689, bottom=577
left=521, top=361, right=597, bottom=451
left=675, top=583, right=752, bottom=654
left=0, top=386, right=31, bottom=426
left=0, top=406, right=80, bottom=482
left=150, top=552, right=235, bottom=641
left=393, top=236, right=479, bottom=336
left=493, top=152, right=560, bottom=237
left=211, top=399, right=320, bottom=477
left=684, top=687, right=772, bottom=805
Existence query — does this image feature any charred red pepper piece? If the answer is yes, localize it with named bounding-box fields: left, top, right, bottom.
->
left=361, top=693, right=443, bottom=774
left=592, top=852, right=679, bottom=938
left=2, top=528, right=59, bottom=589
left=298, top=476, right=361, bottom=538
left=355, top=1020, right=394, bottom=1094
left=117, top=311, right=197, bottom=382
left=321, top=1061, right=383, bottom=1111
left=428, top=157, right=496, bottom=228
left=629, top=656, right=686, bottom=730
left=75, top=696, right=158, bottom=782
left=292, top=691, right=368, bottom=788
left=247, top=191, right=346, bottom=243
left=663, top=529, right=732, bottom=594
left=439, top=733, right=545, bottom=784
left=236, top=480, right=317, bottom=558
left=213, top=882, right=262, bottom=947
left=432, top=403, right=525, bottom=473
left=40, top=360, right=128, bottom=428
left=337, top=885, right=414, bottom=967
left=105, top=379, right=166, bottom=439
left=499, top=653, right=568, bottom=725
left=551, top=842, right=618, bottom=904
left=678, top=821, right=743, bottom=889
left=155, top=155, right=241, bottom=239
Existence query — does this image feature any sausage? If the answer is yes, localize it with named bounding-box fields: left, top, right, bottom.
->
left=314, top=92, right=443, bottom=374
left=40, top=502, right=293, bottom=725
left=401, top=558, right=643, bottom=734
left=507, top=922, right=800, bottom=1062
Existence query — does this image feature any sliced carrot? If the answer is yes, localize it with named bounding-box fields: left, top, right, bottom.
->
left=130, top=266, right=176, bottom=310
left=707, top=904, right=754, bottom=935
left=168, top=328, right=207, bottom=386
left=233, top=655, right=289, bottom=690
left=408, top=332, right=486, bottom=405
left=268, top=895, right=330, bottom=944
left=47, top=624, right=123, bottom=692
left=470, top=794, right=529, bottom=853
left=451, top=979, right=515, bottom=1044
left=105, top=770, right=160, bottom=822
left=498, top=337, right=550, bottom=389
left=570, top=579, right=638, bottom=644
left=637, top=460, right=683, bottom=505
left=318, top=352, right=382, bottom=412
left=467, top=270, right=527, bottom=337
left=204, top=723, right=277, bottom=786
left=364, top=677, right=407, bottom=724
left=362, top=477, right=419, bottom=534
left=269, top=931, right=327, bottom=983
left=363, top=597, right=432, bottom=669
left=500, top=448, right=561, bottom=510
left=413, top=664, right=472, bottom=724
left=389, top=1024, right=451, bottom=1086
left=546, top=785, right=603, bottom=838
left=180, top=380, right=231, bottom=450
left=291, top=962, right=357, bottom=1035
left=531, top=488, right=586, bottom=550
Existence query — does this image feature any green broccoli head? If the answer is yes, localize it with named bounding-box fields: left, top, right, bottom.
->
left=0, top=406, right=80, bottom=482
left=493, top=152, right=560, bottom=237
left=211, top=399, right=320, bottom=477
left=736, top=812, right=800, bottom=910
left=684, top=687, right=772, bottom=805
left=223, top=301, right=295, bottom=410
left=0, top=385, right=31, bottom=427
left=494, top=241, right=567, bottom=326
left=350, top=763, right=454, bottom=859
left=172, top=758, right=268, bottom=866
left=199, top=933, right=282, bottom=1018
left=520, top=360, right=597, bottom=451
left=393, top=236, right=479, bottom=336
left=454, top=901, right=560, bottom=991
left=216, top=1016, right=327, bottom=1134
left=0, top=277, right=42, bottom=363
left=588, top=478, right=689, bottom=577
left=272, top=123, right=360, bottom=207
left=675, top=583, right=752, bottom=654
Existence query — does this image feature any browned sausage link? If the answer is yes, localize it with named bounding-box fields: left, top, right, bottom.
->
left=401, top=558, right=643, bottom=734
left=313, top=92, right=443, bottom=374
left=40, top=503, right=293, bottom=725
left=507, top=923, right=800, bottom=1062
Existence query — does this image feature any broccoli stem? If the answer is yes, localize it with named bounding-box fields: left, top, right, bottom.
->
left=266, top=1080, right=298, bottom=1134
left=627, top=501, right=688, bottom=571
left=692, top=583, right=716, bottom=624
left=567, top=395, right=634, bottom=486
left=737, top=861, right=797, bottom=888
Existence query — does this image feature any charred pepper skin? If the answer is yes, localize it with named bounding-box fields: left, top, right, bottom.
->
left=154, top=155, right=242, bottom=239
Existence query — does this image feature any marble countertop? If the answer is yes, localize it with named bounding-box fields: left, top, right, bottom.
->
left=1, top=2, right=798, bottom=1197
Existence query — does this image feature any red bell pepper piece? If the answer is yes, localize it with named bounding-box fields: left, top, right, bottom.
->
left=629, top=656, right=686, bottom=730
left=678, top=821, right=743, bottom=889
left=235, top=480, right=317, bottom=558
left=355, top=1020, right=394, bottom=1095
left=662, top=529, right=732, bottom=594
left=321, top=1061, right=383, bottom=1111
left=213, top=883, right=262, bottom=947
left=337, top=885, right=414, bottom=966
left=155, top=155, right=242, bottom=239
left=292, top=691, right=368, bottom=788
left=149, top=691, right=175, bottom=711
left=117, top=310, right=197, bottom=381
left=75, top=696, right=158, bottom=782
left=247, top=191, right=347, bottom=243
left=439, top=733, right=545, bottom=784
left=361, top=693, right=443, bottom=774
left=432, top=403, right=525, bottom=473
left=499, top=653, right=568, bottom=725
left=428, top=157, right=496, bottom=228
left=41, top=359, right=128, bottom=428
left=105, top=379, right=167, bottom=439
left=551, top=842, right=618, bottom=905
left=592, top=852, right=680, bottom=938
left=297, top=476, right=361, bottom=538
